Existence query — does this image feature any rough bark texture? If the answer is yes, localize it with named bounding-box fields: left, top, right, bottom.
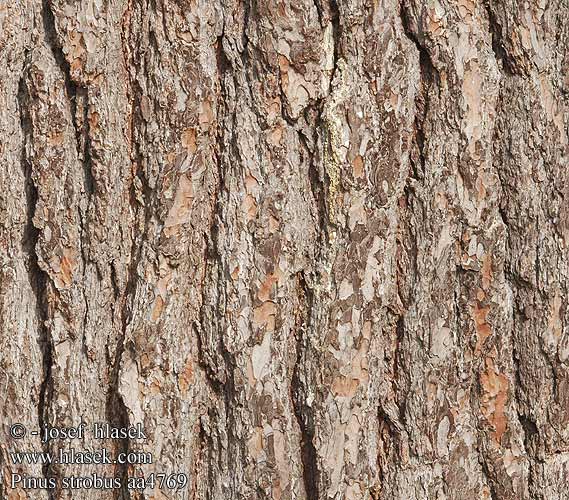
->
left=1, top=0, right=569, bottom=499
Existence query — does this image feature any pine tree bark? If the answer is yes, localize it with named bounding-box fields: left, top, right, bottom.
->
left=1, top=0, right=569, bottom=499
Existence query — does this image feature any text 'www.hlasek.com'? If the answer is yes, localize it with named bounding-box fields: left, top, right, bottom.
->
left=4, top=422, right=188, bottom=492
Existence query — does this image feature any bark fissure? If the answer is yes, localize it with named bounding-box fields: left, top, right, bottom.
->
left=108, top=178, right=149, bottom=500
left=300, top=128, right=331, bottom=245
left=312, top=0, right=324, bottom=26
left=478, top=454, right=498, bottom=500
left=482, top=0, right=517, bottom=76
left=212, top=106, right=242, bottom=500
left=197, top=24, right=247, bottom=496
left=393, top=315, right=407, bottom=427
left=18, top=68, right=56, bottom=500
left=399, top=2, right=437, bottom=180
left=328, top=0, right=341, bottom=78
left=42, top=0, right=94, bottom=197
left=194, top=26, right=230, bottom=393
left=108, top=320, right=132, bottom=500
left=104, top=46, right=146, bottom=500
left=487, top=13, right=541, bottom=492
left=42, top=0, right=95, bottom=371
left=291, top=271, right=320, bottom=500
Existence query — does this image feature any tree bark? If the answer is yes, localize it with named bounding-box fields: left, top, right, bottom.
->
left=1, top=0, right=569, bottom=499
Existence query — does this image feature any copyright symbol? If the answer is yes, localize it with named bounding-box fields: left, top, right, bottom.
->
left=10, top=423, right=26, bottom=439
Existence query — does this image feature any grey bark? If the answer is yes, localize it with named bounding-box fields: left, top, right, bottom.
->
left=1, top=0, right=569, bottom=499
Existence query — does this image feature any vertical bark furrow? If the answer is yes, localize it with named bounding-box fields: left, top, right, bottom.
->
left=18, top=67, right=56, bottom=499
left=291, top=271, right=320, bottom=500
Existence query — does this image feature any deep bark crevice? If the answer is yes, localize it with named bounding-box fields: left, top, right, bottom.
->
left=491, top=45, right=540, bottom=494
left=108, top=163, right=148, bottom=500
left=0, top=449, right=6, bottom=499
left=195, top=26, right=245, bottom=497
left=211, top=65, right=242, bottom=500
left=194, top=28, right=231, bottom=393
left=42, top=0, right=95, bottom=197
left=312, top=0, right=324, bottom=26
left=399, top=1, right=438, bottom=181
left=376, top=404, right=402, bottom=484
left=328, top=0, right=341, bottom=79
left=299, top=127, right=331, bottom=246
left=107, top=6, right=161, bottom=495
left=108, top=310, right=132, bottom=500
left=482, top=0, right=517, bottom=76
left=43, top=0, right=95, bottom=369
left=291, top=271, right=320, bottom=500
left=18, top=67, right=56, bottom=500
left=393, top=316, right=407, bottom=427
left=478, top=454, right=498, bottom=500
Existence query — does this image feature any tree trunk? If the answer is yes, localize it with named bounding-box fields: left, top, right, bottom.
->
left=1, top=0, right=568, bottom=499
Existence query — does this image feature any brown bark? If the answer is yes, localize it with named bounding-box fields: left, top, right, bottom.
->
left=1, top=0, right=569, bottom=499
